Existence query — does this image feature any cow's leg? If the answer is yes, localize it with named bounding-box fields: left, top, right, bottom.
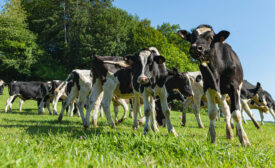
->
left=206, top=89, right=219, bottom=143
left=230, top=85, right=250, bottom=146
left=158, top=87, right=178, bottom=137
left=69, top=102, right=75, bottom=116
left=5, top=95, right=16, bottom=113
left=149, top=97, right=159, bottom=132
left=78, top=88, right=89, bottom=127
left=58, top=86, right=78, bottom=122
left=52, top=91, right=64, bottom=115
left=270, top=109, right=275, bottom=123
left=99, top=106, right=104, bottom=117
left=132, top=95, right=140, bottom=130
left=19, top=99, right=24, bottom=112
left=117, top=99, right=129, bottom=123
left=142, top=90, right=152, bottom=135
left=241, top=107, right=248, bottom=124
left=38, top=98, right=45, bottom=114
left=181, top=97, right=192, bottom=126
left=218, top=94, right=234, bottom=140
left=113, top=101, right=119, bottom=124
left=129, top=99, right=133, bottom=118
left=259, top=111, right=264, bottom=125
left=85, top=79, right=103, bottom=128
left=193, top=96, right=205, bottom=128
left=241, top=99, right=260, bottom=129
left=100, top=81, right=117, bottom=129
left=216, top=108, right=221, bottom=121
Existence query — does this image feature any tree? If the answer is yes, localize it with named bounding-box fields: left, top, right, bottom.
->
left=0, top=0, right=42, bottom=81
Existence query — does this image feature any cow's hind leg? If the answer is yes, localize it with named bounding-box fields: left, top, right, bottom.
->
left=270, top=109, right=275, bottom=123
left=117, top=99, right=129, bottom=123
left=181, top=97, right=192, bottom=126
left=5, top=95, right=16, bottom=113
left=19, top=99, right=24, bottom=112
left=193, top=97, right=205, bottom=128
left=241, top=99, right=260, bottom=129
left=260, top=111, right=264, bottom=125
left=230, top=85, right=250, bottom=146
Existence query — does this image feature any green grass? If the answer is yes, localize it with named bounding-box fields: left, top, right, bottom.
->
left=0, top=88, right=274, bottom=167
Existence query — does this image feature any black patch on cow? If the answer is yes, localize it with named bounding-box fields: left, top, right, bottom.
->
left=72, top=72, right=80, bottom=90
left=196, top=75, right=202, bottom=83
left=114, top=69, right=133, bottom=94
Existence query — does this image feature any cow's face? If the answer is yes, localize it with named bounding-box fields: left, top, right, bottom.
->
left=0, top=80, right=4, bottom=95
left=171, top=68, right=193, bottom=97
left=178, top=25, right=230, bottom=62
left=127, top=48, right=165, bottom=85
left=252, top=82, right=267, bottom=106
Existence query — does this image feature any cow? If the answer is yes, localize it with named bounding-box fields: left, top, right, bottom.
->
left=0, top=80, right=4, bottom=95
left=4, top=81, right=49, bottom=114
left=125, top=47, right=181, bottom=136
left=246, top=91, right=275, bottom=125
left=239, top=80, right=266, bottom=129
left=178, top=25, right=250, bottom=145
left=57, top=69, right=129, bottom=126
left=155, top=68, right=193, bottom=126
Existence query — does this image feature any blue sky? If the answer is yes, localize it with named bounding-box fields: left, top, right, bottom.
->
left=0, top=0, right=274, bottom=96
left=113, top=0, right=275, bottom=98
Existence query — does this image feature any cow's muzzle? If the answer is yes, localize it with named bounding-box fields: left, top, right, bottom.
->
left=137, top=75, right=149, bottom=84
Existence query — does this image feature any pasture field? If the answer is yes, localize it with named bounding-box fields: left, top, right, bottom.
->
left=0, top=88, right=274, bottom=168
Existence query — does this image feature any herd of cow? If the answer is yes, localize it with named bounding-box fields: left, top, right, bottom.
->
left=0, top=25, right=274, bottom=146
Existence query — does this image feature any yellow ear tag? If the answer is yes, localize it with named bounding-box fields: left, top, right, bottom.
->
left=201, top=61, right=209, bottom=67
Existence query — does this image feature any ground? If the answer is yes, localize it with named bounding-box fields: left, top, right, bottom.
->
left=0, top=88, right=274, bottom=167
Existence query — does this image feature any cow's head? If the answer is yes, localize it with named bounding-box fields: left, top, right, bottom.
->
left=178, top=25, right=230, bottom=62
left=168, top=68, right=193, bottom=97
left=252, top=82, right=267, bottom=106
left=0, top=80, right=5, bottom=95
left=126, top=47, right=166, bottom=85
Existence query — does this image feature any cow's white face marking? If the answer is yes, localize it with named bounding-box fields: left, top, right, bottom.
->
left=196, top=27, right=212, bottom=35
left=139, top=50, right=151, bottom=78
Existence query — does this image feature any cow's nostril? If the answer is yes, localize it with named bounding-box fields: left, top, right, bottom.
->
left=197, top=46, right=203, bottom=51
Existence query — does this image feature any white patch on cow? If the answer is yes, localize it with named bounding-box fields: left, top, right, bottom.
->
left=103, top=60, right=131, bottom=68
left=0, top=80, right=4, bottom=86
left=139, top=50, right=151, bottom=78
left=149, top=47, right=160, bottom=55
left=196, top=27, right=212, bottom=35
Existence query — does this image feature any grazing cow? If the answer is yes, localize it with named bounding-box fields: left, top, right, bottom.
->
left=57, top=69, right=128, bottom=126
left=5, top=81, right=49, bottom=114
left=0, top=80, right=4, bottom=95
left=178, top=25, right=250, bottom=145
left=246, top=91, right=275, bottom=125
left=240, top=80, right=266, bottom=129
left=126, top=47, right=180, bottom=136
left=155, top=68, right=193, bottom=126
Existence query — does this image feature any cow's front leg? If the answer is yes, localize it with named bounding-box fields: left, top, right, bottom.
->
left=192, top=96, right=205, bottom=128
left=142, top=90, right=151, bottom=135
left=241, top=99, right=260, bottom=129
left=38, top=98, right=45, bottom=114
left=158, top=87, right=178, bottom=137
left=149, top=96, right=159, bottom=132
left=113, top=101, right=119, bottom=124
left=230, top=85, right=250, bottom=146
left=241, top=107, right=247, bottom=124
left=181, top=97, right=192, bottom=126
left=259, top=111, right=264, bottom=125
left=117, top=99, right=128, bottom=123
left=206, top=89, right=219, bottom=143
left=132, top=94, right=140, bottom=130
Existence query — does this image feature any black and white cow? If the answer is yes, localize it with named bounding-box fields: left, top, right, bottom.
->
left=5, top=81, right=49, bottom=114
left=126, top=47, right=180, bottom=136
left=246, top=91, right=275, bottom=125
left=0, top=80, right=5, bottom=95
left=57, top=69, right=128, bottom=126
left=178, top=25, right=250, bottom=145
left=85, top=55, right=143, bottom=129
left=155, top=68, right=193, bottom=126
left=240, top=80, right=266, bottom=129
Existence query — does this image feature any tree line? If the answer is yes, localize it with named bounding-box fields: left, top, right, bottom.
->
left=0, top=0, right=199, bottom=82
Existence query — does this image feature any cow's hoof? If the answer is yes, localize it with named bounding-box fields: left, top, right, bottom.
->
left=53, top=113, right=58, bottom=116
left=138, top=117, right=145, bottom=125
left=143, top=127, right=150, bottom=135
left=118, top=117, right=126, bottom=123
left=132, top=125, right=138, bottom=131
left=57, top=117, right=63, bottom=123
left=84, top=125, right=89, bottom=130
left=198, top=124, right=205, bottom=129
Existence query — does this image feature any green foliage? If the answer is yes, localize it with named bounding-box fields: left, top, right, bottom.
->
left=0, top=0, right=42, bottom=80
left=0, top=88, right=274, bottom=167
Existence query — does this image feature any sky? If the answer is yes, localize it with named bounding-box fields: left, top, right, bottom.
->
left=0, top=0, right=274, bottom=120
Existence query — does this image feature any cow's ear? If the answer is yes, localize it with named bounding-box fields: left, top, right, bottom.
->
left=172, top=67, right=179, bottom=75
left=177, top=30, right=191, bottom=42
left=124, top=55, right=135, bottom=65
left=214, top=30, right=230, bottom=42
left=256, top=82, right=262, bottom=90
left=154, top=55, right=166, bottom=64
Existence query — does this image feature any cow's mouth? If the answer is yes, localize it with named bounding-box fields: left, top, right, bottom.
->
left=190, top=48, right=210, bottom=62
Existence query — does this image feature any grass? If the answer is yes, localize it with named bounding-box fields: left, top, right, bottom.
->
left=0, top=88, right=274, bottom=168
